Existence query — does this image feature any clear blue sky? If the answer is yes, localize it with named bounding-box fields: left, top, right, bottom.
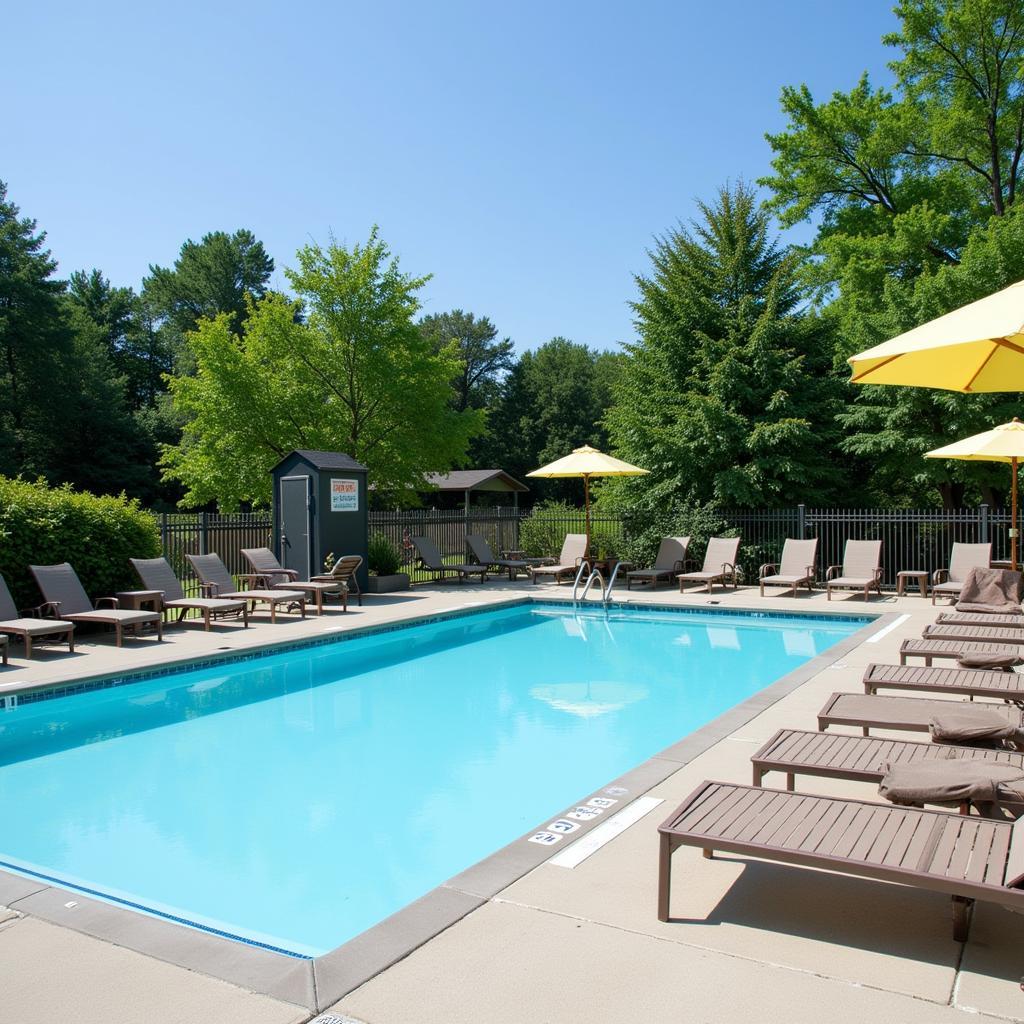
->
left=5, top=1, right=898, bottom=352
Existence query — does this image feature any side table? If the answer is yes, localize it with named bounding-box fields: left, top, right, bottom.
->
left=895, top=571, right=929, bottom=598
left=115, top=589, right=164, bottom=635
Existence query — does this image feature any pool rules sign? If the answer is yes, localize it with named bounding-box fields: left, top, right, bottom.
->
left=330, top=478, right=359, bottom=512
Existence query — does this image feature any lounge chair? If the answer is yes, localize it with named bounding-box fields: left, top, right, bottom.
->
left=759, top=538, right=818, bottom=597
left=825, top=540, right=883, bottom=601
left=311, top=554, right=364, bottom=606
left=241, top=547, right=347, bottom=614
left=130, top=557, right=248, bottom=631
left=530, top=534, right=589, bottom=585
left=901, top=636, right=1024, bottom=666
left=751, top=727, right=1024, bottom=814
left=817, top=691, right=1022, bottom=736
left=921, top=623, right=1024, bottom=647
left=677, top=537, right=741, bottom=594
left=187, top=553, right=306, bottom=622
left=466, top=534, right=532, bottom=580
left=411, top=536, right=488, bottom=584
left=625, top=537, right=690, bottom=590
left=30, top=563, right=162, bottom=647
left=0, top=574, right=74, bottom=659
left=932, top=543, right=992, bottom=605
left=863, top=662, right=1024, bottom=702
left=938, top=611, right=1024, bottom=628
left=657, top=780, right=1024, bottom=940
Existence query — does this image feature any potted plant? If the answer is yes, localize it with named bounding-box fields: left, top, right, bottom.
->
left=366, top=534, right=410, bottom=593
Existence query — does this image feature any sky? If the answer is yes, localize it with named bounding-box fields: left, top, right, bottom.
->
left=4, top=1, right=899, bottom=353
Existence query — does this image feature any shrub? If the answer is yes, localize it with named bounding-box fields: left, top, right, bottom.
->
left=0, top=476, right=161, bottom=610
left=518, top=501, right=588, bottom=558
left=620, top=502, right=738, bottom=575
left=367, top=533, right=401, bottom=576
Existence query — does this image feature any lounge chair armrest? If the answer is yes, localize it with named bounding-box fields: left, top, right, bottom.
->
left=277, top=568, right=299, bottom=580
left=95, top=596, right=119, bottom=609
left=932, top=568, right=950, bottom=585
left=682, top=558, right=700, bottom=572
left=759, top=562, right=778, bottom=579
left=806, top=565, right=817, bottom=580
left=825, top=564, right=841, bottom=581
left=722, top=562, right=737, bottom=576
left=37, top=600, right=61, bottom=618
left=672, top=560, right=685, bottom=573
left=198, top=581, right=220, bottom=597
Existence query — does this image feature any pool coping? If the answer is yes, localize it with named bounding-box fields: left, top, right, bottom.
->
left=0, top=597, right=893, bottom=1013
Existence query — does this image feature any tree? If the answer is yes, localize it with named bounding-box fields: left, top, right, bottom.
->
left=162, top=230, right=485, bottom=508
left=418, top=310, right=514, bottom=412
left=605, top=183, right=844, bottom=511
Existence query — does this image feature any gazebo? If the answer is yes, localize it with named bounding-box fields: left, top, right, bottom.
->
left=422, top=469, right=528, bottom=512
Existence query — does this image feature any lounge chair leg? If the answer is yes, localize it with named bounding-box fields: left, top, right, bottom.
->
left=657, top=833, right=672, bottom=922
left=786, top=773, right=795, bottom=791
left=270, top=602, right=276, bottom=623
left=702, top=848, right=714, bottom=859
left=204, top=610, right=211, bottom=632
left=24, top=636, right=31, bottom=660
left=952, top=896, right=973, bottom=942
left=115, top=624, right=122, bottom=648
left=242, top=605, right=249, bottom=627
left=1, top=644, right=6, bottom=665
left=67, top=633, right=74, bottom=654
left=156, top=618, right=163, bottom=641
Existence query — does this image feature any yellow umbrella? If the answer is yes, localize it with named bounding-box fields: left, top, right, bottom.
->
left=526, top=445, right=649, bottom=557
left=847, top=279, right=1024, bottom=391
left=925, top=419, right=1024, bottom=569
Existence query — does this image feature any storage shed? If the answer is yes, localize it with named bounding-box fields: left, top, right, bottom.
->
left=271, top=450, right=369, bottom=589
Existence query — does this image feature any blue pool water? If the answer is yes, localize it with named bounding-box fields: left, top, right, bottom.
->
left=0, top=602, right=864, bottom=956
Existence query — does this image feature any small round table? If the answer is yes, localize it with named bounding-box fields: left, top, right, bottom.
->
left=895, top=570, right=929, bottom=598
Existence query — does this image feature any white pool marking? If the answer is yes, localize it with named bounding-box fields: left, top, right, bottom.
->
left=865, top=614, right=910, bottom=644
left=548, top=796, right=664, bottom=868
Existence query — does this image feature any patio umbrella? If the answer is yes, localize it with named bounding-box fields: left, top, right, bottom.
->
left=925, top=419, right=1024, bottom=570
left=847, top=279, right=1024, bottom=391
left=526, top=445, right=648, bottom=557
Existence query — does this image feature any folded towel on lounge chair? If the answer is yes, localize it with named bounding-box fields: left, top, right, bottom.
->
left=956, top=567, right=1024, bottom=614
left=957, top=651, right=1024, bottom=671
left=879, top=759, right=1024, bottom=816
left=930, top=709, right=1024, bottom=750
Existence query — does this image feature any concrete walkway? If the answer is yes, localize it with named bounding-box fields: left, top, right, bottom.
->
left=3, top=581, right=1024, bottom=1022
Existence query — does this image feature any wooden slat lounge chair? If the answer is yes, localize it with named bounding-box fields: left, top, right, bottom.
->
left=678, top=537, right=740, bottom=594
left=626, top=537, right=690, bottom=590
left=241, top=547, right=346, bottom=615
left=311, top=554, right=363, bottom=606
left=0, top=573, right=74, bottom=659
left=932, top=543, right=992, bottom=605
left=657, top=780, right=1024, bottom=940
left=187, top=554, right=306, bottom=622
left=530, top=534, right=588, bottom=585
left=130, top=557, right=248, bottom=632
left=900, top=637, right=1023, bottom=666
left=863, top=662, right=1024, bottom=702
left=817, top=691, right=1022, bottom=736
left=751, top=728, right=1024, bottom=811
left=411, top=536, right=488, bottom=584
left=825, top=540, right=883, bottom=601
left=466, top=534, right=532, bottom=581
left=922, top=623, right=1024, bottom=647
left=759, top=538, right=818, bottom=597
left=938, top=611, right=1024, bottom=628
left=30, top=563, right=162, bottom=647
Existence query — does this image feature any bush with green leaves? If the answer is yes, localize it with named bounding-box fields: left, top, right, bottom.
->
left=620, top=503, right=736, bottom=575
left=367, top=533, right=402, bottom=576
left=0, top=476, right=161, bottom=609
left=517, top=501, right=588, bottom=558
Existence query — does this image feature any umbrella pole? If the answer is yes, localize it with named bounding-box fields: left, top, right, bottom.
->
left=584, top=473, right=592, bottom=563
left=1014, top=456, right=1019, bottom=572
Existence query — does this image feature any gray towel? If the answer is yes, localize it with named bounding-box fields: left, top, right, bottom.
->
left=930, top=709, right=1024, bottom=750
left=957, top=651, right=1023, bottom=671
left=879, top=759, right=1024, bottom=817
left=956, top=567, right=1024, bottom=613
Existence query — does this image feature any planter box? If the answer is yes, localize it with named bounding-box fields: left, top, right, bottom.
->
left=367, top=573, right=410, bottom=594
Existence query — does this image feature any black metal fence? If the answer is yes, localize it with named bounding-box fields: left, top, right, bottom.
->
left=154, top=504, right=1018, bottom=591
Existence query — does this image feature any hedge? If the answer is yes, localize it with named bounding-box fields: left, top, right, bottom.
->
left=0, top=477, right=161, bottom=610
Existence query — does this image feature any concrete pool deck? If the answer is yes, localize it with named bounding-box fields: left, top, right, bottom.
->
left=1, top=580, right=1023, bottom=1022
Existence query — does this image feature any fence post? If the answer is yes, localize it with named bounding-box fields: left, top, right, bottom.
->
left=160, top=512, right=168, bottom=554
left=797, top=504, right=806, bottom=538
left=979, top=503, right=989, bottom=543
left=199, top=511, right=209, bottom=555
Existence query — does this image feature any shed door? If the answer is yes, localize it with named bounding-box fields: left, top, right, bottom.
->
left=280, top=475, right=312, bottom=579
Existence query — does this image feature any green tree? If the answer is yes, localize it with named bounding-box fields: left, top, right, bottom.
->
left=162, top=230, right=484, bottom=508
left=418, top=310, right=514, bottom=412
left=605, top=183, right=843, bottom=511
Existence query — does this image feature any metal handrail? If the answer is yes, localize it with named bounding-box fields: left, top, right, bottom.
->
left=571, top=560, right=592, bottom=602
left=579, top=569, right=606, bottom=604
left=604, top=560, right=627, bottom=601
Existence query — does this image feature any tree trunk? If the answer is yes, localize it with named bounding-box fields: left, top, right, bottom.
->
left=937, top=481, right=966, bottom=510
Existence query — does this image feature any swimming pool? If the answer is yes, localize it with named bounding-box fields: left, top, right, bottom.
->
left=0, top=601, right=866, bottom=957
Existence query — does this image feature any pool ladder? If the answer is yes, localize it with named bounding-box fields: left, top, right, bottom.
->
left=572, top=560, right=626, bottom=605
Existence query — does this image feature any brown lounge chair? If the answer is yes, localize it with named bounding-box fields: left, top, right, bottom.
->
left=817, top=691, right=1022, bottom=736
left=657, top=780, right=1024, bottom=940
left=466, top=534, right=532, bottom=581
left=922, top=623, right=1024, bottom=647
left=863, top=662, right=1024, bottom=702
left=411, top=536, right=488, bottom=584
left=825, top=539, right=883, bottom=601
left=530, top=534, right=588, bottom=585
left=938, top=611, right=1024, bottom=628
left=30, top=562, right=162, bottom=647
left=130, top=557, right=248, bottom=631
left=241, top=547, right=346, bottom=615
left=759, top=538, right=818, bottom=597
left=187, top=553, right=306, bottom=622
left=678, top=537, right=741, bottom=594
left=932, top=543, right=992, bottom=605
left=626, top=537, right=689, bottom=590
left=0, top=573, right=74, bottom=659
left=752, top=726, right=1024, bottom=796
left=900, top=637, right=1024, bottom=666
left=311, top=554, right=363, bottom=606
